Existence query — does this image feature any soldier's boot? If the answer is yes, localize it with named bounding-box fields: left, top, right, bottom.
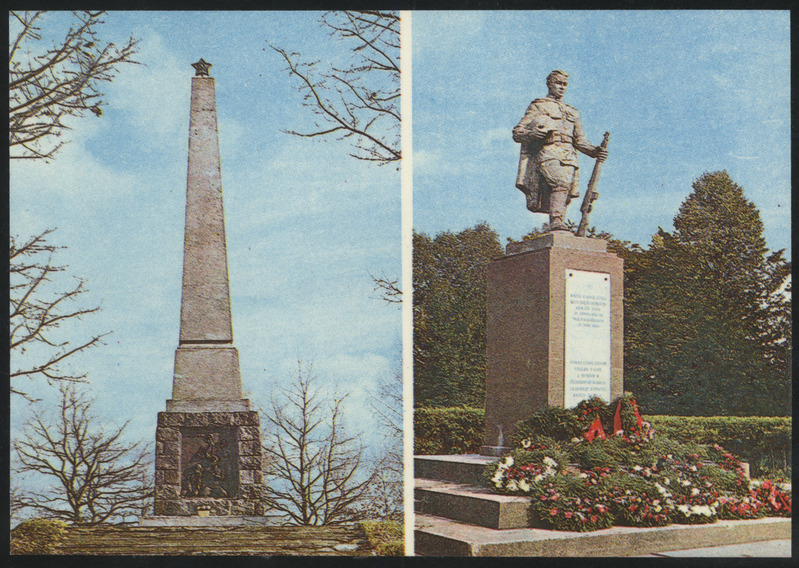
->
left=549, top=187, right=570, bottom=231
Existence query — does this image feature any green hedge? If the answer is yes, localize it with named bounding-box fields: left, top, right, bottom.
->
left=648, top=415, right=791, bottom=477
left=414, top=407, right=791, bottom=476
left=414, top=407, right=485, bottom=455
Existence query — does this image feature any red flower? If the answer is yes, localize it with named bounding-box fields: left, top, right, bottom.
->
left=565, top=512, right=573, bottom=519
left=550, top=508, right=559, bottom=516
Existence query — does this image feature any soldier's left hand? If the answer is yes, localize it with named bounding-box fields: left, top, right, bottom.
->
left=595, top=147, right=608, bottom=162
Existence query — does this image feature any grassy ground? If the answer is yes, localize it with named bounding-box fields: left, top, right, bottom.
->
left=360, top=520, right=404, bottom=556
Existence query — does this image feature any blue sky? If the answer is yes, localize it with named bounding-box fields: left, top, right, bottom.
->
left=412, top=11, right=791, bottom=257
left=10, top=12, right=401, bottom=457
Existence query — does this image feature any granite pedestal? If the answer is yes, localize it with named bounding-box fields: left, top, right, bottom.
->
left=482, top=232, right=624, bottom=455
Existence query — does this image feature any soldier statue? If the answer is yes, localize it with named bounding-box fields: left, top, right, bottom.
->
left=513, top=70, right=608, bottom=231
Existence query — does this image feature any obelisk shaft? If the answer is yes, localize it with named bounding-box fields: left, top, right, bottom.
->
left=167, top=73, right=247, bottom=412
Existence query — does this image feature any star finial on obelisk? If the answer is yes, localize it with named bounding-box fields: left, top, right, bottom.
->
left=191, top=58, right=212, bottom=77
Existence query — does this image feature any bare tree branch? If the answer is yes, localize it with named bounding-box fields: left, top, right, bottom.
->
left=9, top=10, right=139, bottom=161
left=370, top=272, right=402, bottom=305
left=260, top=361, right=373, bottom=525
left=10, top=229, right=109, bottom=400
left=12, top=385, right=153, bottom=525
left=267, top=10, right=400, bottom=167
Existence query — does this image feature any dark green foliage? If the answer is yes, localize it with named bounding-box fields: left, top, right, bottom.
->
left=413, top=223, right=503, bottom=408
left=512, top=406, right=582, bottom=445
left=697, top=463, right=748, bottom=497
left=599, top=472, right=672, bottom=527
left=413, top=407, right=484, bottom=455
left=10, top=518, right=68, bottom=555
left=624, top=171, right=791, bottom=416
left=359, top=520, right=404, bottom=556
left=528, top=475, right=615, bottom=532
left=649, top=415, right=791, bottom=477
left=568, top=441, right=621, bottom=471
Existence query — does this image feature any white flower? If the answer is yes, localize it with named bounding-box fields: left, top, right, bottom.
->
left=507, top=480, right=518, bottom=492
left=534, top=474, right=543, bottom=483
left=633, top=465, right=642, bottom=471
left=690, top=465, right=697, bottom=472
left=571, top=437, right=582, bottom=443
left=580, top=473, right=589, bottom=479
left=691, top=488, right=700, bottom=496
left=518, top=480, right=531, bottom=493
left=663, top=477, right=670, bottom=485
left=654, top=483, right=667, bottom=495
left=677, top=504, right=690, bottom=515
left=503, top=456, right=514, bottom=467
left=543, top=456, right=558, bottom=468
left=680, top=480, right=691, bottom=487
left=666, top=454, right=673, bottom=460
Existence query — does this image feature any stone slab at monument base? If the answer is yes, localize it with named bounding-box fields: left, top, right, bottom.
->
left=482, top=232, right=624, bottom=456
left=154, top=410, right=266, bottom=517
left=138, top=515, right=286, bottom=527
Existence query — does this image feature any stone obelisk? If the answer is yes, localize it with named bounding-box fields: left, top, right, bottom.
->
left=153, top=59, right=264, bottom=518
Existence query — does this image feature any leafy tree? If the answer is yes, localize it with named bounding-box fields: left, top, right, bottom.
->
left=9, top=11, right=139, bottom=161
left=268, top=11, right=400, bottom=166
left=12, top=385, right=153, bottom=525
left=413, top=223, right=503, bottom=408
left=10, top=229, right=109, bottom=401
left=260, top=362, right=372, bottom=525
left=624, top=171, right=791, bottom=416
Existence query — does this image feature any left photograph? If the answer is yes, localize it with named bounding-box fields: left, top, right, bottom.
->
left=10, top=11, right=403, bottom=556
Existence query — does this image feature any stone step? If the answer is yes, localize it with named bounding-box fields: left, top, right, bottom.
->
left=54, top=525, right=372, bottom=555
left=415, top=513, right=792, bottom=557
left=415, top=478, right=531, bottom=529
left=414, top=454, right=497, bottom=486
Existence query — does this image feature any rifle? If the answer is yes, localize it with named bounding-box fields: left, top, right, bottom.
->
left=576, top=132, right=610, bottom=237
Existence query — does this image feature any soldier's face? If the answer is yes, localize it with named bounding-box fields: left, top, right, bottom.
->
left=548, top=78, right=568, bottom=99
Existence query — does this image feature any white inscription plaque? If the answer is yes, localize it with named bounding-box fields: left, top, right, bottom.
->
left=564, top=270, right=611, bottom=408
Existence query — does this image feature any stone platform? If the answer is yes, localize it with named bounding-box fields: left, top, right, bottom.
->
left=414, top=454, right=792, bottom=556
left=54, top=524, right=373, bottom=555
left=139, top=515, right=287, bottom=527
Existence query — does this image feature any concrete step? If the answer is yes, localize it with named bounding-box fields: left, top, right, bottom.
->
left=415, top=513, right=792, bottom=557
left=54, top=525, right=372, bottom=555
left=414, top=454, right=497, bottom=486
left=415, top=478, right=531, bottom=529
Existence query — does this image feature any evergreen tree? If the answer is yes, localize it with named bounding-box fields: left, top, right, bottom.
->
left=413, top=223, right=503, bottom=407
left=625, top=171, right=790, bottom=416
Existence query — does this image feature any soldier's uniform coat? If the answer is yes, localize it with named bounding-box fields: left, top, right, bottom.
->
left=513, top=96, right=596, bottom=213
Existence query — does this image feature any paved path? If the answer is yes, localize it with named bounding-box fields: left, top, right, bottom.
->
left=636, top=539, right=791, bottom=557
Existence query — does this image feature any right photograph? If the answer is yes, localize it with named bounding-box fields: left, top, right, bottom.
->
left=411, top=11, right=791, bottom=557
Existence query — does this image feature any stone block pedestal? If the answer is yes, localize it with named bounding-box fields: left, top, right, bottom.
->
left=154, top=410, right=265, bottom=517
left=481, top=232, right=624, bottom=455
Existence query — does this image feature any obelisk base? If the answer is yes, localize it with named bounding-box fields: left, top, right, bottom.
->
left=482, top=232, right=624, bottom=456
left=154, top=410, right=266, bottom=517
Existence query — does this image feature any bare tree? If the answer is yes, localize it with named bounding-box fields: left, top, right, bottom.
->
left=268, top=10, right=400, bottom=166
left=10, top=229, right=108, bottom=401
left=12, top=385, right=153, bottom=525
left=359, top=367, right=404, bottom=521
left=370, top=272, right=402, bottom=305
left=9, top=10, right=139, bottom=161
left=260, top=362, right=372, bottom=525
